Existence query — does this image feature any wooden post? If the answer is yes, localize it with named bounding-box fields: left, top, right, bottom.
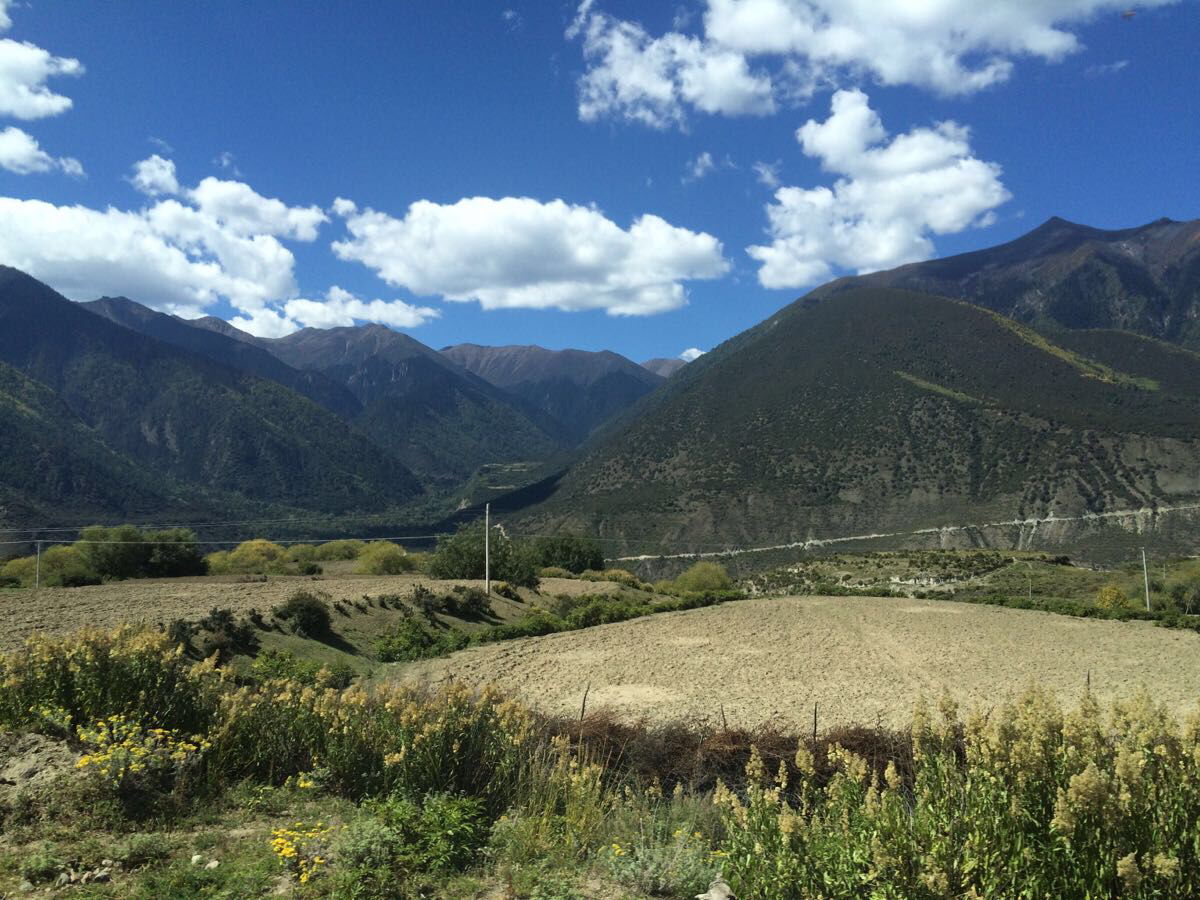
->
left=484, top=503, right=490, bottom=596
left=35, top=540, right=41, bottom=590
left=812, top=702, right=818, bottom=745
left=579, top=682, right=590, bottom=723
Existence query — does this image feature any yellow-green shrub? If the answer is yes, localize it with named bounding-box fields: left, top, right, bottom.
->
left=357, top=541, right=416, bottom=575
left=0, top=627, right=217, bottom=733
left=1, top=554, right=35, bottom=583
left=206, top=539, right=289, bottom=575
left=210, top=681, right=532, bottom=809
left=718, top=689, right=1200, bottom=898
left=1096, top=583, right=1133, bottom=612
left=671, top=562, right=733, bottom=594
left=313, top=539, right=366, bottom=561
left=0, top=545, right=96, bottom=587
left=285, top=543, right=319, bottom=565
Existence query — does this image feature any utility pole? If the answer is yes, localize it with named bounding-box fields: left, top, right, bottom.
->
left=35, top=540, right=41, bottom=590
left=1142, top=548, right=1151, bottom=613
left=1027, top=563, right=1033, bottom=604
left=484, top=503, right=491, bottom=596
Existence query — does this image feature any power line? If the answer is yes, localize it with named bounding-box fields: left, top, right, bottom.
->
left=0, top=512, right=428, bottom=536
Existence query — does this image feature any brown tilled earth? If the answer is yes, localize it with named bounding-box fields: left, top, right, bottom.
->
left=398, top=595, right=1200, bottom=729
left=0, top=573, right=620, bottom=651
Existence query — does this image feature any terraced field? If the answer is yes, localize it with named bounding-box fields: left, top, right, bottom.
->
left=399, top=595, right=1200, bottom=729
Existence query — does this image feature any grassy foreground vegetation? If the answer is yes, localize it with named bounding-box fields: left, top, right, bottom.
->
left=2, top=626, right=1200, bottom=897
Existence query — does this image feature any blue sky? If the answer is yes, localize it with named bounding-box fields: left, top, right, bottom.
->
left=0, top=0, right=1196, bottom=363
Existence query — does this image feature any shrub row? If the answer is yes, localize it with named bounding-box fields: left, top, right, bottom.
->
left=1, top=525, right=205, bottom=587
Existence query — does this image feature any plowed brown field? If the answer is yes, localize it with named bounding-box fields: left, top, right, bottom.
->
left=399, top=596, right=1200, bottom=729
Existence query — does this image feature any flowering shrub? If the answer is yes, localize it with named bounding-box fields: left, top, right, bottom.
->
left=270, top=820, right=333, bottom=885
left=210, top=680, right=532, bottom=809
left=0, top=626, right=218, bottom=733
left=76, top=715, right=210, bottom=781
left=717, top=689, right=1200, bottom=898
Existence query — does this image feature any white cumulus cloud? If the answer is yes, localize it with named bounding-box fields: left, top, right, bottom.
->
left=227, top=287, right=441, bottom=337
left=0, top=125, right=81, bottom=174
left=569, top=0, right=1178, bottom=126
left=568, top=3, right=775, bottom=128
left=680, top=347, right=706, bottom=361
left=284, top=286, right=439, bottom=330
left=0, top=1, right=83, bottom=120
left=747, top=88, right=1010, bottom=288
left=0, top=3, right=83, bottom=175
left=130, top=154, right=179, bottom=196
left=0, top=159, right=328, bottom=322
left=332, top=195, right=729, bottom=316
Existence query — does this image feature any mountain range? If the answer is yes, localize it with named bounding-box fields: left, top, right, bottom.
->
left=0, top=269, right=673, bottom=529
left=811, top=216, right=1200, bottom=348
left=519, top=217, right=1200, bottom=555
left=2, top=216, right=1198, bottom=558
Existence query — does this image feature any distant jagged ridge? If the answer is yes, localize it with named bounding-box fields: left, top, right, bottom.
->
left=441, top=343, right=664, bottom=443
left=811, top=216, right=1200, bottom=348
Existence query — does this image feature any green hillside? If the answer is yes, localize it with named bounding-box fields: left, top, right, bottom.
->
left=522, top=287, right=1200, bottom=553
left=258, top=325, right=568, bottom=486
left=0, top=268, right=424, bottom=519
left=0, top=360, right=199, bottom=528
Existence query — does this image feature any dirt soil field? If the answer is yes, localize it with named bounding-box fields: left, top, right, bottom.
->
left=399, top=595, right=1200, bottom=729
left=0, top=574, right=622, bottom=652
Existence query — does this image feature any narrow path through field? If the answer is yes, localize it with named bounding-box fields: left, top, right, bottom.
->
left=398, top=595, right=1200, bottom=729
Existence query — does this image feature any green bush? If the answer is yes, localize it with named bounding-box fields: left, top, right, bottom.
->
left=671, top=562, right=734, bottom=594
left=718, top=690, right=1200, bottom=898
left=72, top=525, right=206, bottom=580
left=540, top=566, right=574, bottom=579
left=249, top=649, right=353, bottom=689
left=358, top=541, right=417, bottom=575
left=446, top=585, right=493, bottom=619
left=195, top=607, right=260, bottom=660
left=533, top=534, right=604, bottom=575
left=474, top=610, right=566, bottom=644
left=430, top=523, right=539, bottom=588
left=1, top=544, right=98, bottom=587
left=332, top=793, right=487, bottom=897
left=313, top=539, right=366, bottom=561
left=273, top=590, right=333, bottom=638
left=376, top=618, right=467, bottom=662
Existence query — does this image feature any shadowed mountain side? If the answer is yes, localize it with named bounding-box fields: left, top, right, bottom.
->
left=811, top=216, right=1200, bottom=348
left=247, top=325, right=568, bottom=482
left=0, top=359, right=205, bottom=528
left=519, top=287, right=1200, bottom=554
left=83, top=297, right=360, bottom=417
left=441, top=343, right=664, bottom=442
left=0, top=267, right=423, bottom=514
